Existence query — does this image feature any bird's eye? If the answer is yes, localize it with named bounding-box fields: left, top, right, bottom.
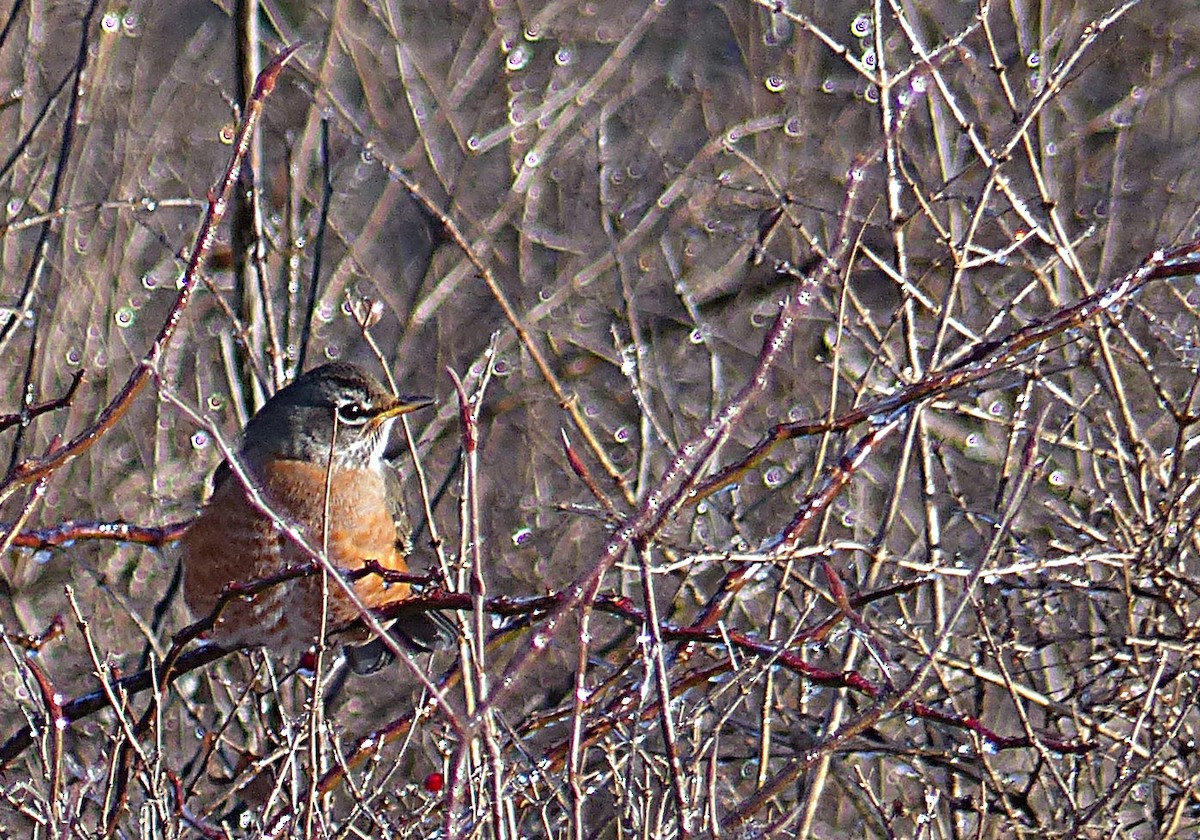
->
left=335, top=401, right=371, bottom=425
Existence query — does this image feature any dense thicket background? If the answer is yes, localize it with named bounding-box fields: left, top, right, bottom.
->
left=2, top=0, right=1200, bottom=837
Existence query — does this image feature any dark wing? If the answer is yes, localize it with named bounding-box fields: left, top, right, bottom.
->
left=344, top=611, right=460, bottom=675
left=209, top=458, right=232, bottom=497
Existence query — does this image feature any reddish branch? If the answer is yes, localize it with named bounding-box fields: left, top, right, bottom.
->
left=0, top=569, right=1083, bottom=779
left=560, top=428, right=620, bottom=519
left=21, top=657, right=66, bottom=812
left=692, top=242, right=1200, bottom=502
left=0, top=44, right=302, bottom=504
left=0, top=645, right=231, bottom=769
left=467, top=163, right=873, bottom=747
left=9, top=232, right=1195, bottom=831
left=62, top=44, right=304, bottom=835
left=2, top=518, right=189, bottom=550
left=307, top=580, right=1091, bottom=824
left=0, top=49, right=298, bottom=824
left=4, top=48, right=1197, bottom=824
left=0, top=370, right=84, bottom=434
left=7, top=614, right=66, bottom=653
left=364, top=217, right=1200, bottom=838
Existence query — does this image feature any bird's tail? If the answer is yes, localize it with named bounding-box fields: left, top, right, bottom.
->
left=344, top=610, right=459, bottom=675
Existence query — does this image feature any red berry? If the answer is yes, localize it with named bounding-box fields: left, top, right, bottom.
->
left=298, top=650, right=318, bottom=674
left=424, top=771, right=444, bottom=793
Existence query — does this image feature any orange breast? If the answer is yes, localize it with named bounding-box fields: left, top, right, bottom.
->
left=180, top=460, right=413, bottom=652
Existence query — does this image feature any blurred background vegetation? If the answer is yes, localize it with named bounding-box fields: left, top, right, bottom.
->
left=2, top=0, right=1200, bottom=836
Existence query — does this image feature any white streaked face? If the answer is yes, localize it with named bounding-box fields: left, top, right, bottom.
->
left=330, top=396, right=396, bottom=469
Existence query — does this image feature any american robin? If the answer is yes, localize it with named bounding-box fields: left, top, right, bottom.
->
left=180, top=362, right=455, bottom=674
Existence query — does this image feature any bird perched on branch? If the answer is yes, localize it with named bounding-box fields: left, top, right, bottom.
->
left=181, top=362, right=455, bottom=674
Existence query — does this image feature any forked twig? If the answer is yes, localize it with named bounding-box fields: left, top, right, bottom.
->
left=0, top=44, right=303, bottom=508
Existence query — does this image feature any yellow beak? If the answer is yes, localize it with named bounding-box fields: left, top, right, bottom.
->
left=371, top=394, right=434, bottom=428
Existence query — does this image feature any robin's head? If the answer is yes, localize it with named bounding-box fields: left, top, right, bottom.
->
left=240, top=363, right=432, bottom=469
